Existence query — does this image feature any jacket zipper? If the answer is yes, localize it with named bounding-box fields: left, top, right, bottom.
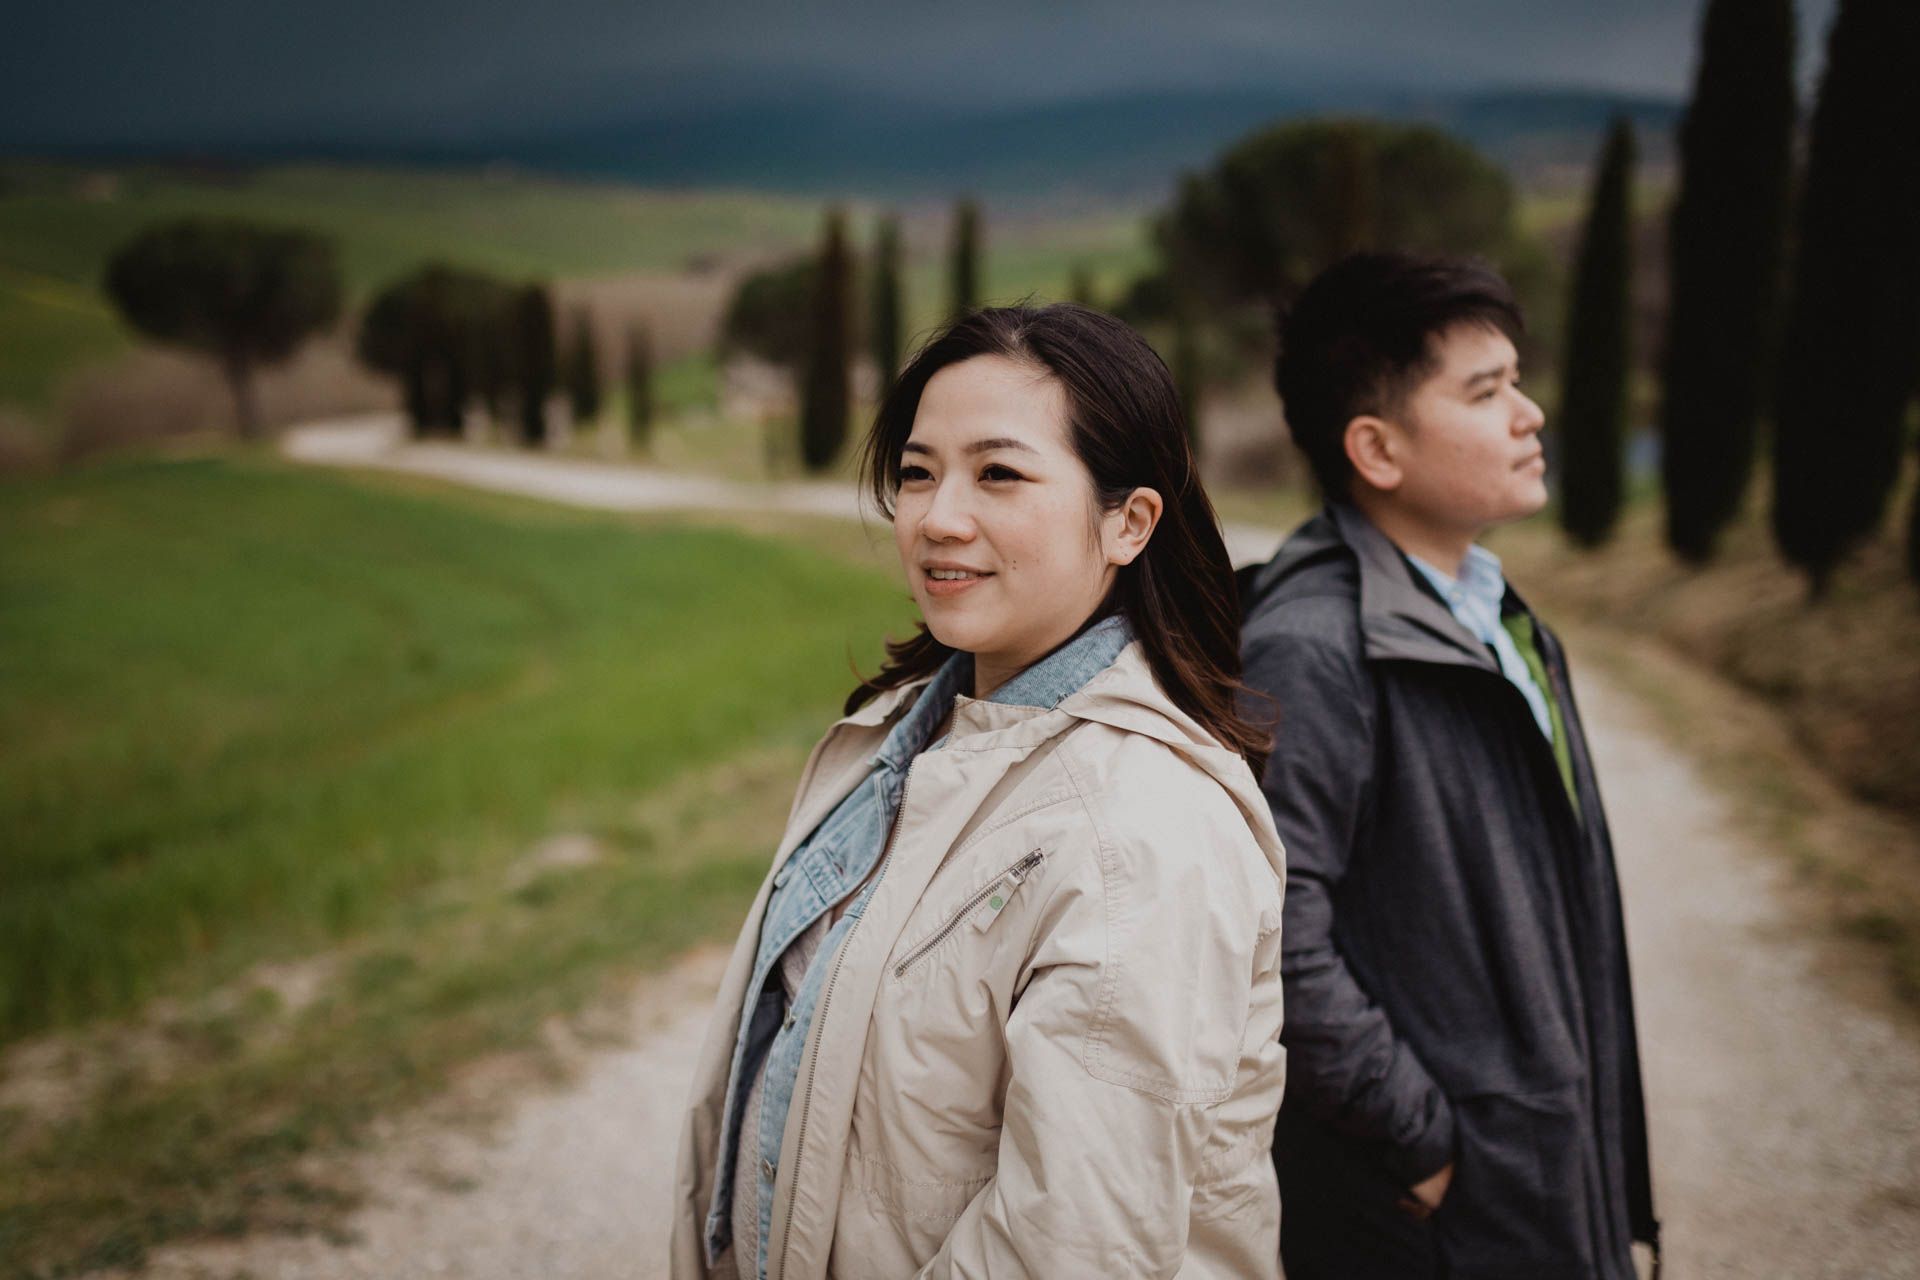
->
left=892, top=848, right=1046, bottom=978
left=776, top=762, right=915, bottom=1280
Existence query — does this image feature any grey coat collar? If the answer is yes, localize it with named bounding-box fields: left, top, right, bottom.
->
left=1323, top=503, right=1501, bottom=674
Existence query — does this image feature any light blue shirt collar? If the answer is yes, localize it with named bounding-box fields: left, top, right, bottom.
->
left=1405, top=547, right=1554, bottom=742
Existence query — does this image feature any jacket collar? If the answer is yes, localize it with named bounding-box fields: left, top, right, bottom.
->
left=1323, top=502, right=1500, bottom=674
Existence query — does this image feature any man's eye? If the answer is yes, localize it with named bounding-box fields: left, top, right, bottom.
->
left=981, top=464, right=1024, bottom=482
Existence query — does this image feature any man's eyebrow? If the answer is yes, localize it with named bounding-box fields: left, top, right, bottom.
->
left=1461, top=364, right=1513, bottom=389
left=900, top=437, right=1041, bottom=456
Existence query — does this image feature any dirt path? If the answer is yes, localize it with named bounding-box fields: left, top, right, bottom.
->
left=128, top=422, right=1920, bottom=1278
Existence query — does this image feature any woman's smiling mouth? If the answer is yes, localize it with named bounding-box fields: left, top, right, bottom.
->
left=922, top=564, right=993, bottom=596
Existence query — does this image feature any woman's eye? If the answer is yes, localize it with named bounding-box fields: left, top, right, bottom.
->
left=980, top=464, right=1024, bottom=482
left=899, top=464, right=933, bottom=482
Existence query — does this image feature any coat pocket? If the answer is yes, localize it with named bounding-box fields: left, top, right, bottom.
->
left=1432, top=1081, right=1597, bottom=1279
left=890, top=847, right=1047, bottom=980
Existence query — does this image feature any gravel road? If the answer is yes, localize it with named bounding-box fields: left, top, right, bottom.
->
left=125, top=420, right=1920, bottom=1277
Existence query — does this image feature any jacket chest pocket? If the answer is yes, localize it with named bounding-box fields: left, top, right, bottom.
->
left=890, top=846, right=1048, bottom=981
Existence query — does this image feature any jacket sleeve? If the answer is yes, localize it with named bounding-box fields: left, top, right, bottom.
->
left=913, top=794, right=1282, bottom=1278
left=1242, top=617, right=1455, bottom=1186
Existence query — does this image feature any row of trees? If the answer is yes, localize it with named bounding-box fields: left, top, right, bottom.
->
left=100, top=218, right=656, bottom=450
left=356, top=266, right=653, bottom=446
left=720, top=197, right=987, bottom=471
left=1554, top=0, right=1920, bottom=592
left=724, top=124, right=1533, bottom=474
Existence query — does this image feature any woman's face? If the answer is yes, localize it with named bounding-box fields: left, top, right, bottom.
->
left=893, top=355, right=1148, bottom=695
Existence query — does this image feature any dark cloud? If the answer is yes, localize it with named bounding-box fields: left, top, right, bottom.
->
left=5, top=0, right=1841, bottom=147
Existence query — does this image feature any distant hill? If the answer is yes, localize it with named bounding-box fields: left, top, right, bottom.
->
left=390, top=86, right=1680, bottom=197
left=21, top=87, right=1680, bottom=199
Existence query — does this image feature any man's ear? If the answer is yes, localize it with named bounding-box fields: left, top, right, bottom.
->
left=1344, top=414, right=1404, bottom=493
left=1104, top=486, right=1164, bottom=566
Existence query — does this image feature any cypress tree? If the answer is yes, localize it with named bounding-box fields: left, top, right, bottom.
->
left=1557, top=117, right=1636, bottom=549
left=1909, top=433, right=1920, bottom=585
left=1172, top=305, right=1202, bottom=456
left=950, top=198, right=981, bottom=317
left=1773, top=0, right=1920, bottom=594
left=1659, top=0, right=1796, bottom=562
left=512, top=285, right=556, bottom=446
left=565, top=306, right=602, bottom=428
left=1068, top=263, right=1096, bottom=308
left=626, top=322, right=654, bottom=451
left=800, top=209, right=853, bottom=474
left=870, top=215, right=903, bottom=393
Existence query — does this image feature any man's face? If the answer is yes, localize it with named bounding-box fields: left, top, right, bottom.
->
left=1378, top=322, right=1548, bottom=535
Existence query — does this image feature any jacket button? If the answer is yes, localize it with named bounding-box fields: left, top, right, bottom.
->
left=762, top=1158, right=777, bottom=1181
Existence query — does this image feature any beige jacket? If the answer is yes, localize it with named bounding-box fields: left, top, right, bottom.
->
left=670, top=643, right=1287, bottom=1279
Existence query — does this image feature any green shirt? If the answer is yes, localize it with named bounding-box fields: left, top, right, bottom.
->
left=1500, top=612, right=1579, bottom=817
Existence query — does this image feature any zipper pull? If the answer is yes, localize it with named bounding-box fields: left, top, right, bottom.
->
left=1006, top=848, right=1046, bottom=884
left=971, top=850, right=1047, bottom=933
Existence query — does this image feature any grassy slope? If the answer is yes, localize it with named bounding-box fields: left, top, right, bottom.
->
left=0, top=454, right=913, bottom=1271
left=0, top=454, right=909, bottom=1038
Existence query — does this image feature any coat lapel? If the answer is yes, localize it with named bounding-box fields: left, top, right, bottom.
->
left=1325, top=503, right=1499, bottom=675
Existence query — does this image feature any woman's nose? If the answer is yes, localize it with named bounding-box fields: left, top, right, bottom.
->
left=919, top=479, right=976, bottom=541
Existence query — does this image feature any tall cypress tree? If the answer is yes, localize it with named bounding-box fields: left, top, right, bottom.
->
left=1172, top=305, right=1202, bottom=456
left=626, top=322, right=654, bottom=451
left=1557, top=117, right=1636, bottom=549
left=565, top=306, right=601, bottom=427
left=1909, top=431, right=1920, bottom=585
left=1068, top=263, right=1096, bottom=308
left=950, top=198, right=981, bottom=317
left=870, top=215, right=903, bottom=394
left=512, top=284, right=556, bottom=447
left=1773, top=0, right=1920, bottom=594
left=800, top=209, right=853, bottom=474
left=1659, top=0, right=1796, bottom=563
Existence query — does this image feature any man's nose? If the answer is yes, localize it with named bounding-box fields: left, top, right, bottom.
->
left=1514, top=389, right=1547, bottom=435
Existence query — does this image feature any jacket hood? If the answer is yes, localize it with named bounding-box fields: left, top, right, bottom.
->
left=1057, top=643, right=1289, bottom=880
left=837, top=642, right=1285, bottom=881
left=1245, top=503, right=1498, bottom=675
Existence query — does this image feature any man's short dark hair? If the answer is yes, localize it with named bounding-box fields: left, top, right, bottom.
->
left=1275, top=251, right=1524, bottom=498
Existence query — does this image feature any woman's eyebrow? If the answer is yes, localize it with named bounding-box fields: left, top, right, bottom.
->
left=901, top=437, right=1041, bottom=456
left=964, top=437, right=1040, bottom=455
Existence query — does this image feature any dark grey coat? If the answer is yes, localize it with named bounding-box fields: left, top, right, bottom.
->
left=1239, top=504, right=1657, bottom=1280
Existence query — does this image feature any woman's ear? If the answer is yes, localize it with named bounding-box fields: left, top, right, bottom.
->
left=1344, top=414, right=1405, bottom=493
left=1104, top=487, right=1164, bottom=566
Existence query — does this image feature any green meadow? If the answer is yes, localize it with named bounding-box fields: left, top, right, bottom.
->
left=0, top=453, right=913, bottom=1268
left=0, top=453, right=907, bottom=1039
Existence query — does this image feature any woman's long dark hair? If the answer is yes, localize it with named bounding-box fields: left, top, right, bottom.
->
left=847, top=303, right=1269, bottom=772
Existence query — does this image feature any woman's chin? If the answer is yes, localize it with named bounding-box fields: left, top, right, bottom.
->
left=921, top=617, right=979, bottom=654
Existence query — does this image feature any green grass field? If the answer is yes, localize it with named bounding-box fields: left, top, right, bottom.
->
left=0, top=455, right=911, bottom=1036
left=0, top=454, right=914, bottom=1270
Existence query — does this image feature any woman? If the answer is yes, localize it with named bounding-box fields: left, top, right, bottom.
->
left=671, top=304, right=1287, bottom=1279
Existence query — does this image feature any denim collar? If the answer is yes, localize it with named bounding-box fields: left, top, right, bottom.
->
left=874, top=613, right=1134, bottom=771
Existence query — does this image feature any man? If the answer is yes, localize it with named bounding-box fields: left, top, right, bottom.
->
left=1240, top=252, right=1659, bottom=1279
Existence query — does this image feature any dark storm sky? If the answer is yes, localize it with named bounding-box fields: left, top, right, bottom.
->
left=5, top=0, right=1841, bottom=148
